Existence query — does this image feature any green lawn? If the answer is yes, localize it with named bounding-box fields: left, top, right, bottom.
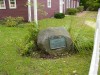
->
left=0, top=11, right=99, bottom=75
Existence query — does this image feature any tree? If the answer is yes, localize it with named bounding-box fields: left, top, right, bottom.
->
left=80, top=0, right=88, bottom=10
left=86, top=0, right=100, bottom=11
left=80, top=0, right=100, bottom=11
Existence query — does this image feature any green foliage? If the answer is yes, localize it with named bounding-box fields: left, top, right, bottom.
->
left=80, top=0, right=100, bottom=11
left=3, top=16, right=24, bottom=27
left=4, top=16, right=18, bottom=27
left=17, top=40, right=35, bottom=56
left=0, top=20, right=4, bottom=25
left=77, top=6, right=84, bottom=12
left=66, top=8, right=78, bottom=15
left=87, top=0, right=100, bottom=11
left=80, top=0, right=88, bottom=10
left=71, top=25, right=94, bottom=52
left=25, top=23, right=39, bottom=51
left=15, top=17, right=24, bottom=24
left=17, top=23, right=39, bottom=56
left=54, top=13, right=65, bottom=19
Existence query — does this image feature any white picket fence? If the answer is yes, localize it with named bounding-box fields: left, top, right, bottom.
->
left=89, top=8, right=100, bottom=75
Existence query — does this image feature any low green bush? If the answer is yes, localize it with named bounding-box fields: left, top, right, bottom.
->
left=0, top=20, right=4, bottom=25
left=66, top=8, right=78, bottom=15
left=4, top=16, right=17, bottom=27
left=16, top=23, right=39, bottom=56
left=77, top=6, right=84, bottom=12
left=54, top=13, right=65, bottom=19
left=17, top=40, right=35, bottom=56
left=3, top=16, right=24, bottom=27
left=15, top=17, right=24, bottom=24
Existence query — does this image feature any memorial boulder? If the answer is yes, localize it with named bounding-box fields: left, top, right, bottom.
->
left=37, top=27, right=73, bottom=55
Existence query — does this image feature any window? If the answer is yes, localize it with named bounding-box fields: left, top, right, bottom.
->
left=0, top=0, right=6, bottom=9
left=9, top=0, right=16, bottom=9
left=47, top=0, right=51, bottom=8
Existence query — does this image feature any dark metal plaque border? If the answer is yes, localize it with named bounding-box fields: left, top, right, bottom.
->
left=49, top=36, right=67, bottom=50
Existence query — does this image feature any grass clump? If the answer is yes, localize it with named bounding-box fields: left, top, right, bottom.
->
left=71, top=25, right=94, bottom=52
left=16, top=23, right=39, bottom=56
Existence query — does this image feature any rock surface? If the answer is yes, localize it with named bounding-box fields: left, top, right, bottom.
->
left=37, top=27, right=73, bottom=55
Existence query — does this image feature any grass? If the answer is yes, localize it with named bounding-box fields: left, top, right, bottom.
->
left=0, top=11, right=99, bottom=75
left=99, top=65, right=100, bottom=75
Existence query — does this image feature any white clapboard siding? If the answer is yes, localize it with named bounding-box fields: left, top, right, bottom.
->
left=89, top=8, right=100, bottom=75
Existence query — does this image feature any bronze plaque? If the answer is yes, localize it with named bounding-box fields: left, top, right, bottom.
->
left=49, top=36, right=66, bottom=49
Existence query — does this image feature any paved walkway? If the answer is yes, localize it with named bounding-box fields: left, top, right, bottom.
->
left=76, top=11, right=96, bottom=28
left=76, top=11, right=87, bottom=17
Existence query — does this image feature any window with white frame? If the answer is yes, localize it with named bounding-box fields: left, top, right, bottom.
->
left=9, top=0, right=16, bottom=9
left=47, top=0, right=51, bottom=8
left=0, top=0, right=6, bottom=9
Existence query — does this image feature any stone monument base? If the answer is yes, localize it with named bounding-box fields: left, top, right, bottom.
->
left=37, top=27, right=74, bottom=56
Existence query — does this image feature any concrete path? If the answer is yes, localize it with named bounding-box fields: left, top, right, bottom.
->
left=85, top=21, right=96, bottom=28
left=76, top=11, right=96, bottom=28
left=76, top=11, right=87, bottom=17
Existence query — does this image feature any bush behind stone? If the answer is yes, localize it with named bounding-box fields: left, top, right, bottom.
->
left=66, top=8, right=78, bottom=15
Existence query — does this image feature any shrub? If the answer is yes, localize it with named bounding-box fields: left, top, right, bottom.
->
left=54, top=13, right=65, bottom=19
left=4, top=16, right=18, bottom=27
left=16, top=40, right=35, bottom=56
left=88, top=5, right=100, bottom=11
left=15, top=17, right=24, bottom=24
left=66, top=8, right=78, bottom=15
left=0, top=20, right=4, bottom=25
left=16, top=23, right=39, bottom=56
left=3, top=16, right=24, bottom=27
left=77, top=6, right=84, bottom=12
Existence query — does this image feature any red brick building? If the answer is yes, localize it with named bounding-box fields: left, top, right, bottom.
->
left=0, top=0, right=80, bottom=21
